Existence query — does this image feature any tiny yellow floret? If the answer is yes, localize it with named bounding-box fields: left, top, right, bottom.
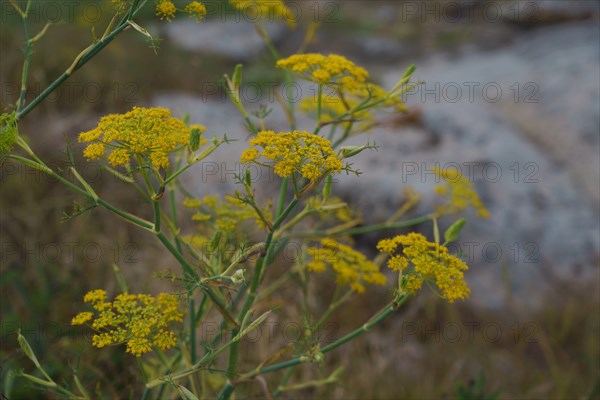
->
left=156, top=0, right=176, bottom=21
left=434, top=167, right=490, bottom=218
left=377, top=233, right=470, bottom=302
left=240, top=130, right=344, bottom=182
left=229, top=0, right=297, bottom=27
left=307, top=239, right=387, bottom=293
left=78, top=107, right=197, bottom=170
left=277, top=53, right=368, bottom=91
left=185, top=1, right=207, bottom=23
left=73, top=290, right=183, bottom=357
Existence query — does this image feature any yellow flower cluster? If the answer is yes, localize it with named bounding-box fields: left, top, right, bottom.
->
left=79, top=107, right=200, bottom=170
left=377, top=233, right=470, bottom=302
left=185, top=1, right=207, bottom=23
left=229, top=0, right=296, bottom=27
left=72, top=289, right=183, bottom=357
left=307, top=239, right=387, bottom=293
left=240, top=130, right=344, bottom=181
left=156, top=0, right=177, bottom=21
left=156, top=1, right=207, bottom=22
left=276, top=54, right=368, bottom=91
left=184, top=195, right=271, bottom=232
left=352, top=83, right=407, bottom=111
left=300, top=95, right=365, bottom=126
left=305, top=196, right=358, bottom=224
left=433, top=167, right=490, bottom=219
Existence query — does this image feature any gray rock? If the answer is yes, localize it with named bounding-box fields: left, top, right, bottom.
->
left=333, top=21, right=600, bottom=309
left=151, top=22, right=599, bottom=311
left=162, top=19, right=287, bottom=61
left=518, top=0, right=600, bottom=22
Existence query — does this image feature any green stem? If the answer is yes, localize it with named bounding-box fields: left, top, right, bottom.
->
left=17, top=5, right=32, bottom=113
left=273, top=367, right=294, bottom=397
left=138, top=157, right=161, bottom=233
left=221, top=242, right=266, bottom=277
left=247, top=295, right=410, bottom=378
left=14, top=0, right=143, bottom=121
left=163, top=138, right=225, bottom=186
left=12, top=155, right=154, bottom=230
left=294, top=214, right=434, bottom=238
left=168, top=184, right=183, bottom=253
left=190, top=298, right=196, bottom=364
left=155, top=232, right=197, bottom=279
left=145, top=332, right=243, bottom=389
left=316, top=290, right=352, bottom=329
left=332, top=121, right=355, bottom=149
left=14, top=154, right=240, bottom=331
left=276, top=178, right=288, bottom=218
left=216, top=296, right=410, bottom=399
left=220, top=199, right=298, bottom=392
left=313, top=84, right=323, bottom=135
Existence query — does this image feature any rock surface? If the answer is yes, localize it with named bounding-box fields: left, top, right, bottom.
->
left=349, top=21, right=599, bottom=309
left=162, top=18, right=287, bottom=61
left=153, top=20, right=599, bottom=310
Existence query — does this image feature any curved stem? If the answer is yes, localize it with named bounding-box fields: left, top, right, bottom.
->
left=313, top=84, right=323, bottom=135
left=16, top=3, right=32, bottom=113
left=293, top=214, right=434, bottom=238
left=15, top=0, right=147, bottom=121
left=216, top=295, right=411, bottom=400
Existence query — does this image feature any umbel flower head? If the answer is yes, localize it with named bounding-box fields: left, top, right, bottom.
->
left=377, top=233, right=470, bottom=303
left=78, top=107, right=203, bottom=170
left=156, top=0, right=207, bottom=22
left=240, top=130, right=344, bottom=182
left=307, top=239, right=387, bottom=293
left=72, top=289, right=183, bottom=357
left=433, top=167, right=490, bottom=218
left=185, top=1, right=207, bottom=23
left=183, top=195, right=272, bottom=233
left=299, top=83, right=407, bottom=131
left=229, top=0, right=297, bottom=27
left=276, top=53, right=369, bottom=91
left=156, top=0, right=177, bottom=20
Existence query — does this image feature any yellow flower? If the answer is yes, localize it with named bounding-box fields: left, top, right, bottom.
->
left=78, top=107, right=196, bottom=170
left=184, top=194, right=272, bottom=233
left=434, top=167, right=490, bottom=218
left=312, top=69, right=331, bottom=84
left=73, top=290, right=183, bottom=357
left=377, top=233, right=470, bottom=303
left=229, top=0, right=296, bottom=27
left=277, top=53, right=368, bottom=91
left=82, top=143, right=105, bottom=160
left=240, top=130, right=344, bottom=182
left=83, top=289, right=107, bottom=304
left=300, top=83, right=406, bottom=133
left=240, top=148, right=259, bottom=163
left=71, top=312, right=93, bottom=325
left=182, top=197, right=202, bottom=208
left=185, top=1, right=207, bottom=23
left=307, top=239, right=387, bottom=293
left=156, top=0, right=176, bottom=21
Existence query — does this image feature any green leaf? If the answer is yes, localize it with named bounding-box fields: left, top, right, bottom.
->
left=17, top=331, right=41, bottom=369
left=0, top=112, right=18, bottom=156
left=189, top=127, right=202, bottom=151
left=232, top=64, right=243, bottom=91
left=444, top=218, right=466, bottom=244
left=322, top=174, right=333, bottom=198
left=401, top=64, right=417, bottom=80
left=112, top=263, right=129, bottom=294
left=176, top=384, right=200, bottom=400
left=19, top=373, right=56, bottom=388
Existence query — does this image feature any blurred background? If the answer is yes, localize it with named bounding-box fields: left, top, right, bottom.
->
left=1, top=0, right=599, bottom=398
